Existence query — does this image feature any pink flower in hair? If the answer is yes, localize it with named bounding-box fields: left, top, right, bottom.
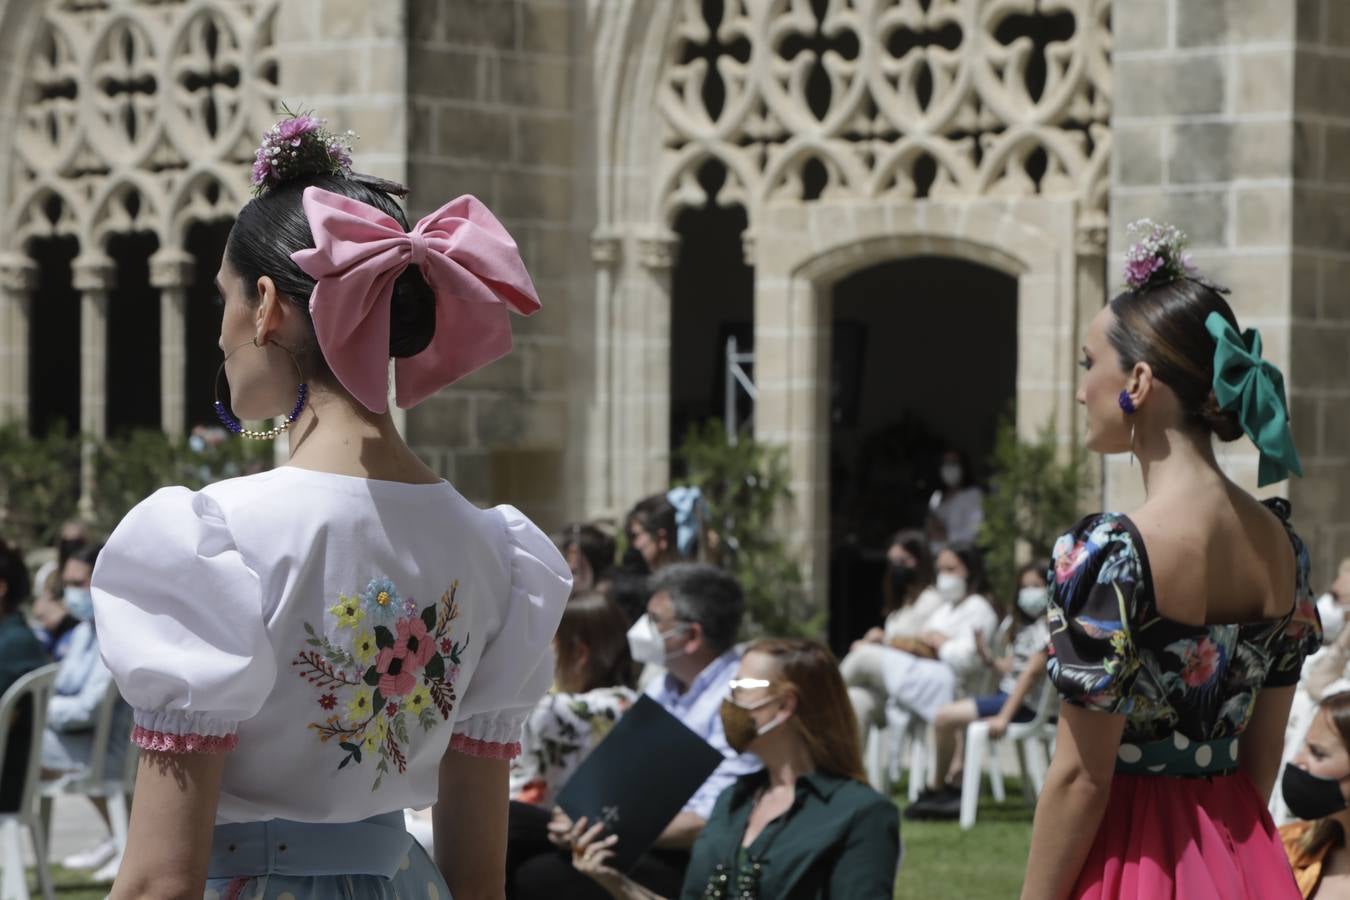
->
left=1122, top=219, right=1192, bottom=291
left=250, top=105, right=357, bottom=196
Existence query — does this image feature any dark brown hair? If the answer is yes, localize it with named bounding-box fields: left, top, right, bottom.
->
left=554, top=590, right=636, bottom=693
left=225, top=173, right=436, bottom=386
left=626, top=493, right=684, bottom=567
left=881, top=529, right=936, bottom=617
left=747, top=638, right=866, bottom=783
left=1107, top=278, right=1243, bottom=441
left=1297, top=692, right=1350, bottom=859
left=0, top=538, right=30, bottom=615
left=558, top=523, right=617, bottom=583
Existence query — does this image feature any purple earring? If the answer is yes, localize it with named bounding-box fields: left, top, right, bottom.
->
left=1118, top=390, right=1137, bottom=415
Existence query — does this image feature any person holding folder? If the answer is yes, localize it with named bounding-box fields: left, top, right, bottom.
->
left=571, top=638, right=901, bottom=899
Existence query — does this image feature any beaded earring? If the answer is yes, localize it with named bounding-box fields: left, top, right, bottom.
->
left=213, top=338, right=308, bottom=440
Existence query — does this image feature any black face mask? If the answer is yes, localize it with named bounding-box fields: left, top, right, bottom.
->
left=889, top=564, right=916, bottom=600
left=1282, top=763, right=1349, bottom=821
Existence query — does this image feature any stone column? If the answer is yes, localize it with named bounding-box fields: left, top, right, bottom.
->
left=589, top=231, right=621, bottom=516
left=627, top=229, right=677, bottom=502
left=0, top=254, right=38, bottom=428
left=72, top=254, right=115, bottom=517
left=150, top=249, right=193, bottom=439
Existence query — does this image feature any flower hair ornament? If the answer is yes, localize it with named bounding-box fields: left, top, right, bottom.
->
left=251, top=107, right=355, bottom=196
left=1122, top=219, right=1199, bottom=291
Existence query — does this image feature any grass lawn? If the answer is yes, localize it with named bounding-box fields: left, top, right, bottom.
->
left=893, top=778, right=1034, bottom=899
left=17, top=781, right=1035, bottom=899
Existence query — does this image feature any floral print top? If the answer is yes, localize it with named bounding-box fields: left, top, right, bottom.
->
left=1046, top=499, right=1322, bottom=744
left=509, top=685, right=637, bottom=808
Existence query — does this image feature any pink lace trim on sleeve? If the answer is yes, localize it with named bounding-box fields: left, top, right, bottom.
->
left=449, top=732, right=520, bottom=760
left=131, top=725, right=238, bottom=754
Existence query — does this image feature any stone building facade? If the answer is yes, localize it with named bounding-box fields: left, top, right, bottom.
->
left=0, top=0, right=1345, bottom=617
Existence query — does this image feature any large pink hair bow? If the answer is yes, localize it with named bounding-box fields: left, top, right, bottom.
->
left=290, top=186, right=540, bottom=413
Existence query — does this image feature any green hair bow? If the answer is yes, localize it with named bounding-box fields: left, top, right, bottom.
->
left=1205, top=312, right=1303, bottom=487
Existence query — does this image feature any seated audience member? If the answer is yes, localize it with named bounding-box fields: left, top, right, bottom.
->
left=41, top=542, right=133, bottom=878
left=840, top=544, right=999, bottom=741
left=513, top=590, right=639, bottom=806
left=0, top=538, right=49, bottom=813
left=1274, top=559, right=1350, bottom=824
left=625, top=494, right=685, bottom=574
left=1281, top=691, right=1350, bottom=897
left=509, top=564, right=760, bottom=900
left=851, top=529, right=942, bottom=652
left=559, top=523, right=618, bottom=593
left=571, top=638, right=901, bottom=899
left=31, top=564, right=80, bottom=661
left=504, top=592, right=639, bottom=880
left=908, top=559, right=1051, bottom=819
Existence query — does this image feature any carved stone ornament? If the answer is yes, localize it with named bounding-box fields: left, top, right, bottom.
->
left=656, top=0, right=1111, bottom=224
left=6, top=0, right=281, bottom=254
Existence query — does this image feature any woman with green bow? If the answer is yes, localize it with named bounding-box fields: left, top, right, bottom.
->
left=1020, top=219, right=1321, bottom=900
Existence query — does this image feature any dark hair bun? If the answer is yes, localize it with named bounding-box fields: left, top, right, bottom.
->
left=389, top=269, right=436, bottom=359
left=1199, top=393, right=1245, bottom=443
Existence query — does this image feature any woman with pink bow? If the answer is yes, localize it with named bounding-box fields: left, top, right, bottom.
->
left=88, top=112, right=573, bottom=900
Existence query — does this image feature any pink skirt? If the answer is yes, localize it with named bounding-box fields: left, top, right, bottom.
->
left=1071, top=771, right=1301, bottom=899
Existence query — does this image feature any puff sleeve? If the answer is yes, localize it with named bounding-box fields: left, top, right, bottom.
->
left=448, top=505, right=571, bottom=760
left=91, top=487, right=275, bottom=753
left=1265, top=524, right=1323, bottom=687
left=1045, top=514, right=1146, bottom=714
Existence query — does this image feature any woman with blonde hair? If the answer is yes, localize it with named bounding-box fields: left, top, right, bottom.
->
left=570, top=638, right=900, bottom=899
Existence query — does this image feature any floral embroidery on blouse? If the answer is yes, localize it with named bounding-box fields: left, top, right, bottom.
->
left=1046, top=501, right=1322, bottom=744
left=293, top=577, right=470, bottom=790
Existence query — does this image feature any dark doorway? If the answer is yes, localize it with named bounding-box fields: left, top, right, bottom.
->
left=27, top=236, right=81, bottom=437
left=827, top=256, right=1017, bottom=654
left=106, top=232, right=162, bottom=435
left=185, top=220, right=233, bottom=433
left=668, top=160, right=754, bottom=477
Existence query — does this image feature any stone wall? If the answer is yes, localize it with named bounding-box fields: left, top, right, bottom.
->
left=1107, top=0, right=1350, bottom=584
left=400, top=0, right=579, bottom=528
left=1291, top=0, right=1350, bottom=582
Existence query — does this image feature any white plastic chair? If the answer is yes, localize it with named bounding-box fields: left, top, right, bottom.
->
left=959, top=676, right=1059, bottom=830
left=38, top=680, right=134, bottom=863
left=864, top=703, right=933, bottom=801
left=0, top=663, right=60, bottom=900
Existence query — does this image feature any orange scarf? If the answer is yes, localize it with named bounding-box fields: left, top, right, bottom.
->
left=1281, top=820, right=1333, bottom=899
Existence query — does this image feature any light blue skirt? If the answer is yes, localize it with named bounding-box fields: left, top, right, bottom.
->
left=203, top=811, right=452, bottom=899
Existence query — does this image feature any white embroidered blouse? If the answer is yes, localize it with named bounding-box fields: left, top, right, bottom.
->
left=90, top=466, right=571, bottom=824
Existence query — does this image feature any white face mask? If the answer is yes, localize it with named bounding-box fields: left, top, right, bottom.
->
left=940, top=463, right=964, bottom=488
left=1318, top=594, right=1345, bottom=645
left=1017, top=586, right=1050, bottom=619
left=936, top=572, right=967, bottom=604
left=64, top=586, right=94, bottom=622
left=626, top=614, right=687, bottom=667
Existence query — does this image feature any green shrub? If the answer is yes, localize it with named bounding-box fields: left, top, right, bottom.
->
left=978, top=416, right=1089, bottom=605
left=676, top=420, right=822, bottom=639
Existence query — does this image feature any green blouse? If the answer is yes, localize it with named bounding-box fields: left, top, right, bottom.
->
left=680, top=769, right=900, bottom=899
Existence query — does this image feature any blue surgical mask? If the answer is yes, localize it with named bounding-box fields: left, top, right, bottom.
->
left=64, top=586, right=94, bottom=622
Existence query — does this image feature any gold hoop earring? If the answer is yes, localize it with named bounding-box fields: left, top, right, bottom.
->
left=213, top=338, right=308, bottom=440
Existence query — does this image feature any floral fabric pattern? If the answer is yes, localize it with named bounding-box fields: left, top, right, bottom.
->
left=509, top=686, right=637, bottom=808
left=1046, top=500, right=1322, bottom=744
left=293, top=577, right=469, bottom=790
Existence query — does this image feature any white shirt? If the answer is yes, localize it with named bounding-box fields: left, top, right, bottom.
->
left=882, top=587, right=945, bottom=643
left=926, top=593, right=999, bottom=689
left=91, top=467, right=571, bottom=824
left=928, top=487, right=985, bottom=546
